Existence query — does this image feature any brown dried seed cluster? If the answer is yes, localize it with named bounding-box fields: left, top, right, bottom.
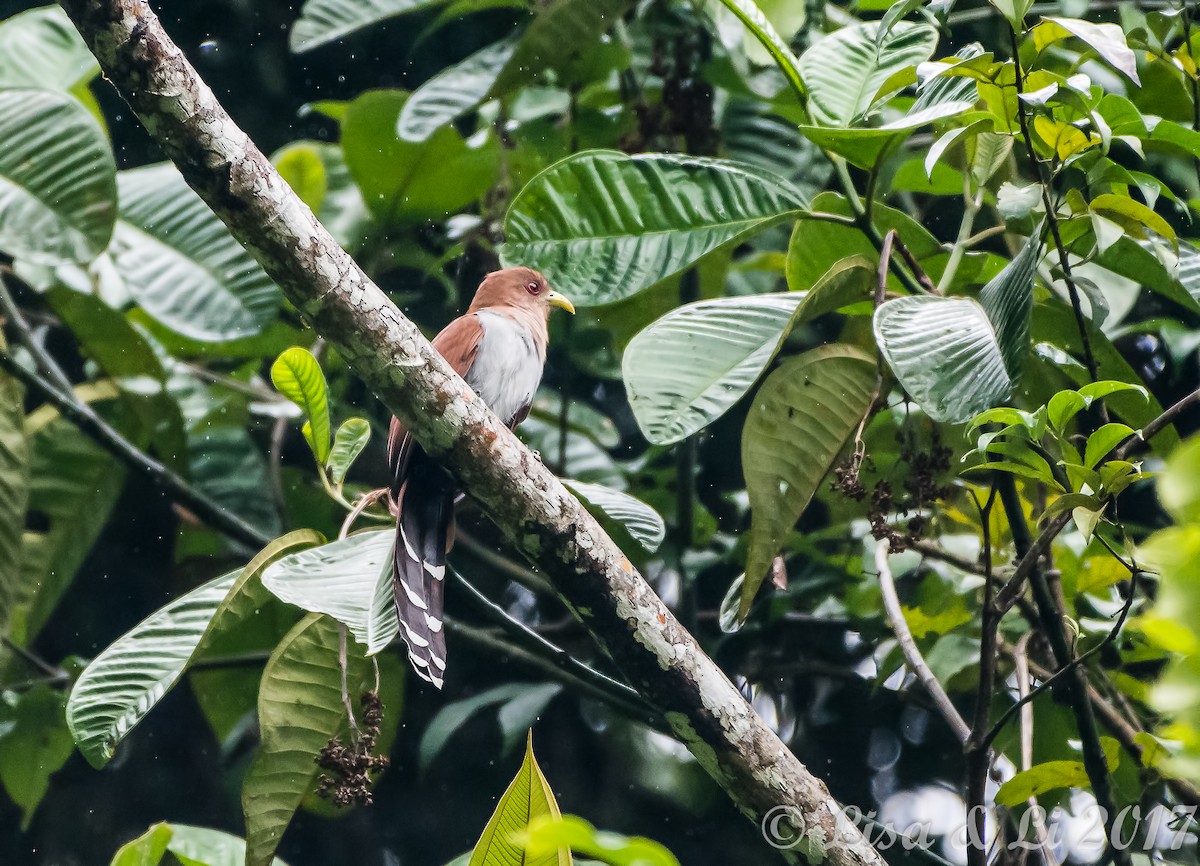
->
left=315, top=691, right=390, bottom=808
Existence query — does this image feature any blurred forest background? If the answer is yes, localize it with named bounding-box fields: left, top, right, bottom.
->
left=2, top=0, right=1200, bottom=864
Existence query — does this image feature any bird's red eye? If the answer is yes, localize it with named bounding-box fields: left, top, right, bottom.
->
left=526, top=281, right=541, bottom=295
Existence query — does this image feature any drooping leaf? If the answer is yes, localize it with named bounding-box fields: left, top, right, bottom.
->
left=110, top=823, right=290, bottom=866
left=419, top=683, right=562, bottom=773
left=0, top=685, right=74, bottom=829
left=66, top=531, right=322, bottom=768
left=491, top=0, right=632, bottom=94
left=741, top=344, right=877, bottom=617
left=271, top=347, right=332, bottom=464
left=469, top=732, right=570, bottom=866
left=875, top=234, right=1039, bottom=423
left=502, top=150, right=807, bottom=307
left=329, top=418, right=372, bottom=485
left=799, top=21, right=940, bottom=126
left=995, top=738, right=1120, bottom=806
left=261, top=530, right=398, bottom=655
left=521, top=815, right=681, bottom=866
left=243, top=614, right=369, bottom=866
left=290, top=0, right=448, bottom=51
left=1034, top=17, right=1139, bottom=85
left=398, top=36, right=519, bottom=141
left=0, top=88, right=116, bottom=264
left=0, top=363, right=27, bottom=640
left=796, top=101, right=973, bottom=168
left=563, top=479, right=665, bottom=552
left=342, top=90, right=499, bottom=224
left=111, top=164, right=280, bottom=342
left=623, top=256, right=873, bottom=444
left=712, top=0, right=804, bottom=99
left=0, top=6, right=99, bottom=90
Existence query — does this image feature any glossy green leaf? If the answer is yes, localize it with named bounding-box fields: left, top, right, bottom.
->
left=799, top=21, right=939, bottom=126
left=1085, top=423, right=1135, bottom=468
left=875, top=234, right=1039, bottom=423
left=1035, top=17, right=1139, bottom=84
left=111, top=823, right=290, bottom=866
left=271, top=347, right=332, bottom=464
left=342, top=90, right=499, bottom=224
left=0, top=684, right=74, bottom=829
left=0, top=364, right=27, bottom=639
left=712, top=0, right=805, bottom=99
left=329, top=418, right=371, bottom=485
left=469, top=732, right=570, bottom=866
left=187, top=427, right=282, bottom=538
left=995, top=738, right=1119, bottom=806
left=502, top=150, right=807, bottom=307
left=493, top=0, right=632, bottom=95
left=0, top=88, right=116, bottom=263
left=522, top=816, right=680, bottom=866
left=1089, top=193, right=1175, bottom=245
left=273, top=143, right=328, bottom=212
left=398, top=36, right=518, bottom=141
left=987, top=0, right=1032, bottom=29
left=66, top=531, right=322, bottom=768
left=1047, top=390, right=1087, bottom=431
left=721, top=99, right=829, bottom=200
left=243, top=614, right=368, bottom=866
left=796, top=101, right=972, bottom=168
left=0, top=6, right=98, bottom=90
left=261, top=530, right=398, bottom=655
left=563, top=479, right=665, bottom=552
left=420, top=683, right=561, bottom=773
left=44, top=286, right=166, bottom=385
left=741, top=345, right=877, bottom=617
left=623, top=257, right=873, bottom=444
left=290, top=0, right=448, bottom=51
left=112, top=164, right=280, bottom=342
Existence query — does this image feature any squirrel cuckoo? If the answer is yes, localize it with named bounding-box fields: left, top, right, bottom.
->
left=387, top=267, right=574, bottom=687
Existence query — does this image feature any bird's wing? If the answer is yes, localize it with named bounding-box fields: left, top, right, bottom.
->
left=387, top=313, right=484, bottom=497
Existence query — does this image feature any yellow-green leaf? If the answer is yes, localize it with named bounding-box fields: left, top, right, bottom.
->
left=328, top=418, right=371, bottom=485
left=271, top=347, right=331, bottom=464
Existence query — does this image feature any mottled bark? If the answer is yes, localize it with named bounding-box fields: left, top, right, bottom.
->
left=59, top=2, right=886, bottom=862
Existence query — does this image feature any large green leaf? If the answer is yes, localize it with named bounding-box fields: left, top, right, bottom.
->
left=66, top=531, right=321, bottom=768
left=398, top=36, right=519, bottom=141
left=796, top=101, right=973, bottom=169
left=16, top=419, right=125, bottom=646
left=44, top=286, right=166, bottom=384
left=721, top=99, right=829, bottom=200
left=111, top=823, right=289, bottom=866
left=243, top=614, right=368, bottom=866
left=111, top=164, right=281, bottom=342
left=0, top=6, right=99, bottom=90
left=0, top=684, right=74, bottom=829
left=0, top=364, right=27, bottom=640
left=502, top=150, right=807, bottom=307
left=271, top=346, right=332, bottom=464
left=522, top=816, right=680, bottom=866
left=342, top=90, right=499, bottom=224
left=419, top=682, right=562, bottom=773
left=623, top=257, right=874, bottom=444
left=261, top=530, right=398, bottom=655
left=712, top=0, right=804, bottom=99
left=741, top=344, right=876, bottom=617
left=187, top=427, right=282, bottom=538
left=799, top=21, right=939, bottom=127
left=563, top=479, right=665, bottom=552
left=491, top=0, right=631, bottom=94
left=469, top=732, right=570, bottom=866
left=874, top=234, right=1040, bottom=423
left=0, top=88, right=116, bottom=264
left=290, top=0, right=448, bottom=51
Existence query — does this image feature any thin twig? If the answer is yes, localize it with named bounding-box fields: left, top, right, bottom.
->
left=1114, top=384, right=1200, bottom=460
left=1012, top=634, right=1057, bottom=866
left=965, top=485, right=998, bottom=866
left=875, top=539, right=972, bottom=744
left=0, top=634, right=66, bottom=679
left=456, top=529, right=553, bottom=595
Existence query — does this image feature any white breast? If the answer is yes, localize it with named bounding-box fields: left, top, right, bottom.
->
left=466, top=311, right=544, bottom=424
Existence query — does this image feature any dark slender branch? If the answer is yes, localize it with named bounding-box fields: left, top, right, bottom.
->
left=456, top=529, right=553, bottom=595
left=966, top=485, right=998, bottom=866
left=1114, top=384, right=1200, bottom=460
left=1008, top=28, right=1101, bottom=385
left=996, top=475, right=1128, bottom=866
left=0, top=352, right=270, bottom=550
left=911, top=540, right=986, bottom=576
left=0, top=634, right=65, bottom=679
left=1181, top=5, right=1200, bottom=190
left=446, top=568, right=661, bottom=729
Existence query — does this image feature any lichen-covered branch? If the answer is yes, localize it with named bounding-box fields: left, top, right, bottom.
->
left=58, top=2, right=886, bottom=863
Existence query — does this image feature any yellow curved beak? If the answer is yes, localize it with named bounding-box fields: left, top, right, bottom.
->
left=546, top=290, right=575, bottom=315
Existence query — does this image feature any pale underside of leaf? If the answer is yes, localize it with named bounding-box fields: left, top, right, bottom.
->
left=290, top=0, right=448, bottom=51
left=563, top=479, right=666, bottom=552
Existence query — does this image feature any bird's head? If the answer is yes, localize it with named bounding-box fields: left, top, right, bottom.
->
left=469, top=266, right=575, bottom=318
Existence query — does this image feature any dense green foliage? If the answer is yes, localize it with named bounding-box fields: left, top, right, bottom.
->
left=3, top=0, right=1200, bottom=864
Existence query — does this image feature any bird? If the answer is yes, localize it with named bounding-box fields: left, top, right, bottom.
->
left=387, top=266, right=574, bottom=688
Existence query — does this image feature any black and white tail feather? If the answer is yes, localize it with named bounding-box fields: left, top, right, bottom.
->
left=391, top=458, right=453, bottom=688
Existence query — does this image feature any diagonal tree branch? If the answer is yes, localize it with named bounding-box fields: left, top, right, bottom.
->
left=57, top=2, right=886, bottom=863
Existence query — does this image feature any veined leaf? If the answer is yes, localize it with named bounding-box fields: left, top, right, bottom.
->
left=420, top=683, right=562, bottom=773
left=563, top=479, right=665, bottom=552
left=502, top=150, right=807, bottom=307
left=261, top=530, right=398, bottom=655
left=0, top=684, right=74, bottom=829
left=110, top=822, right=290, bottom=866
left=799, top=21, right=939, bottom=127
left=492, top=0, right=632, bottom=94
left=243, top=614, right=368, bottom=866
left=271, top=347, right=332, bottom=464
left=1034, top=17, right=1139, bottom=85
left=0, top=6, right=98, bottom=90
left=712, top=0, right=804, bottom=99
left=623, top=256, right=873, bottom=445
left=0, top=88, right=116, bottom=263
left=290, top=0, right=448, bottom=51
left=469, top=732, right=570, bottom=866
left=329, top=418, right=371, bottom=485
left=112, top=164, right=280, bottom=342
left=398, top=36, right=519, bottom=141
left=796, top=100, right=972, bottom=168
left=66, top=531, right=322, bottom=768
left=875, top=234, right=1039, bottom=422
left=0, top=363, right=27, bottom=640
left=741, top=344, right=877, bottom=617
left=522, top=815, right=681, bottom=866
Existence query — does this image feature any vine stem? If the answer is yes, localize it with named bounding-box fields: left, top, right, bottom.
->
left=937, top=181, right=983, bottom=294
